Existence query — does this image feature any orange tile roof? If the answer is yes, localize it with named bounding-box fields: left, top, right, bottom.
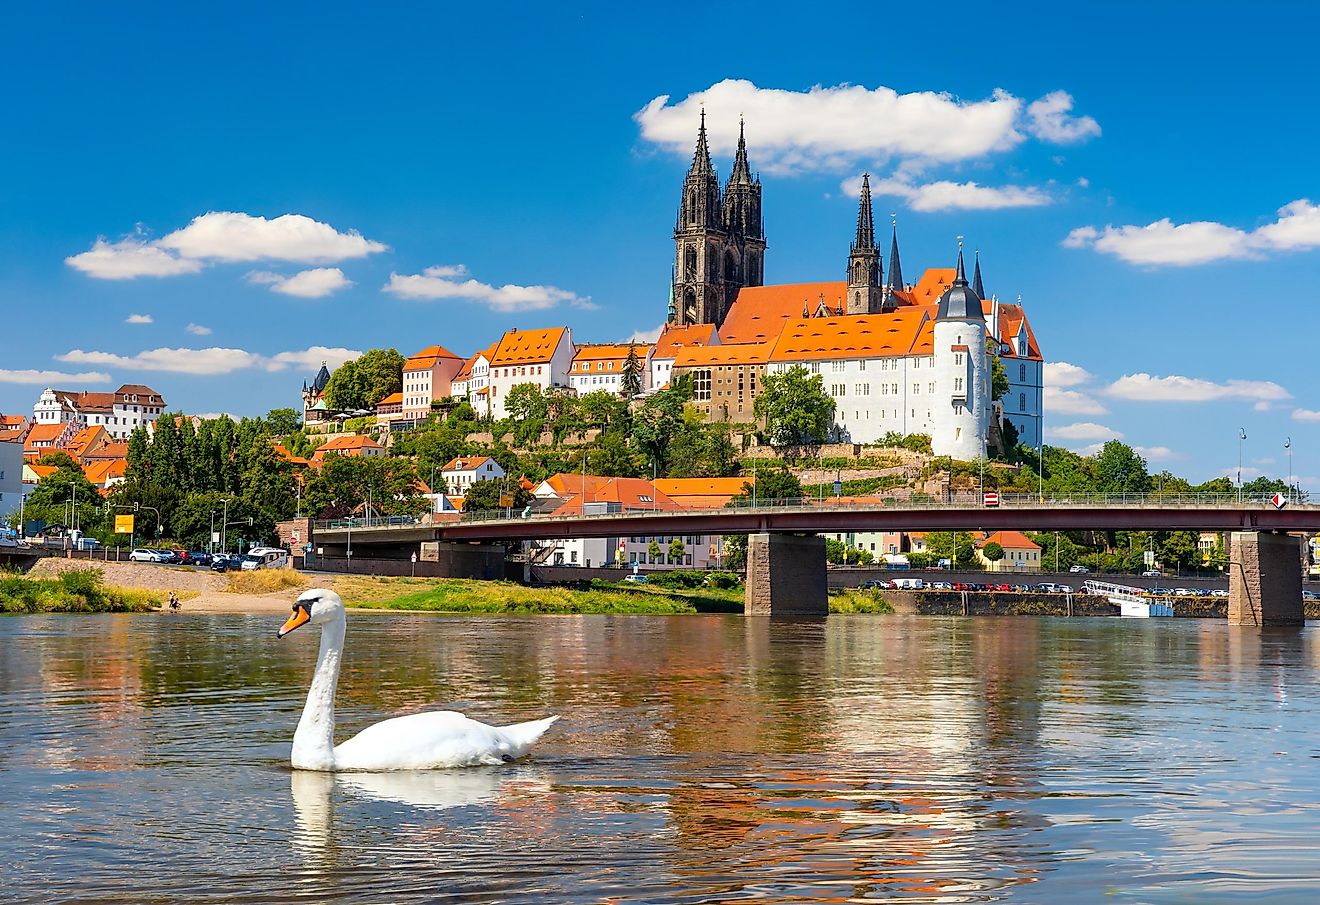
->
left=570, top=343, right=649, bottom=372
left=86, top=441, right=129, bottom=460
left=978, top=530, right=1041, bottom=551
left=442, top=455, right=494, bottom=472
left=654, top=323, right=718, bottom=358
left=719, top=281, right=850, bottom=344
left=0, top=415, right=26, bottom=427
left=273, top=445, right=310, bottom=466
left=550, top=477, right=680, bottom=514
left=538, top=473, right=613, bottom=499
left=24, top=423, right=67, bottom=451
left=315, top=435, right=383, bottom=453
left=26, top=463, right=61, bottom=481
left=376, top=392, right=403, bottom=406
left=907, top=268, right=957, bottom=306
left=654, top=476, right=752, bottom=510
left=768, top=309, right=931, bottom=363
left=491, top=327, right=568, bottom=366
left=83, top=458, right=128, bottom=485
left=995, top=304, right=1043, bottom=360
left=673, top=342, right=770, bottom=367
left=404, top=344, right=464, bottom=371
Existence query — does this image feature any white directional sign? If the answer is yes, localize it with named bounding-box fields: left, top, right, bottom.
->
left=1271, top=492, right=1288, bottom=509
left=1144, top=550, right=1156, bottom=566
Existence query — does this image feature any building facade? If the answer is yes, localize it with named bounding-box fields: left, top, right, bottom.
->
left=672, top=343, right=769, bottom=423
left=486, top=327, right=574, bottom=420
left=671, top=114, right=765, bottom=328
left=568, top=343, right=652, bottom=397
left=33, top=384, right=166, bottom=440
left=402, top=345, right=465, bottom=421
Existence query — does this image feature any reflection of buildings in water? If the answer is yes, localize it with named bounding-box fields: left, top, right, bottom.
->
left=975, top=618, right=1044, bottom=751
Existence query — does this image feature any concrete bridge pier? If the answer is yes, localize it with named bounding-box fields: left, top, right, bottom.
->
left=1228, top=531, right=1304, bottom=626
left=745, top=533, right=828, bottom=617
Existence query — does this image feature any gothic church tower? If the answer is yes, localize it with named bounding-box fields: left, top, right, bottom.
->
left=846, top=173, right=882, bottom=314
left=672, top=113, right=764, bottom=326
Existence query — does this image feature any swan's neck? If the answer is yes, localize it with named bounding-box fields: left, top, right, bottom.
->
left=292, top=616, right=344, bottom=771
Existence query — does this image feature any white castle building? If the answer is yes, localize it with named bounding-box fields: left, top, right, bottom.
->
left=33, top=384, right=166, bottom=440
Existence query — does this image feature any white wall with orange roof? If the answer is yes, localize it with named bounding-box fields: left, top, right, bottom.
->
left=487, top=326, right=574, bottom=419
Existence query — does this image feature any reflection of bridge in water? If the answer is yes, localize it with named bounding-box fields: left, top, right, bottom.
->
left=313, top=493, right=1320, bottom=625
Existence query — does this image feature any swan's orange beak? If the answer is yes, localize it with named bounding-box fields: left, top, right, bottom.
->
left=278, top=605, right=311, bottom=638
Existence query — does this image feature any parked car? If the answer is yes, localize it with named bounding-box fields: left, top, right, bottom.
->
left=1056, top=584, right=1074, bottom=594
left=1069, top=564, right=1089, bottom=573
left=210, top=554, right=243, bottom=572
left=128, top=548, right=159, bottom=563
left=1209, top=589, right=1229, bottom=598
left=1141, top=570, right=1162, bottom=577
left=188, top=552, right=212, bottom=565
left=240, top=547, right=290, bottom=571
left=930, top=581, right=953, bottom=590
left=622, top=574, right=648, bottom=584
left=859, top=579, right=893, bottom=590
left=1032, top=582, right=1060, bottom=593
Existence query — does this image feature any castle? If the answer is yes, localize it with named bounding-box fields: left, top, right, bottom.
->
left=665, top=116, right=1043, bottom=458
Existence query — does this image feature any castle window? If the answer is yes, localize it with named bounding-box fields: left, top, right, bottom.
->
left=955, top=354, right=963, bottom=366
left=1019, top=392, right=1026, bottom=411
left=1019, top=363, right=1026, bottom=382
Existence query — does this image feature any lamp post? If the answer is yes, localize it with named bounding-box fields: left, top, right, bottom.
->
left=1285, top=437, right=1293, bottom=502
left=1037, top=442, right=1044, bottom=501
left=1238, top=427, right=1247, bottom=503
left=220, top=498, right=231, bottom=553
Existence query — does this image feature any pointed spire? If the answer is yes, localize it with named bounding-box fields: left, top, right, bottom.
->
left=690, top=106, right=714, bottom=175
left=971, top=249, right=985, bottom=299
left=729, top=116, right=753, bottom=185
left=954, top=237, right=968, bottom=285
left=852, top=173, right=876, bottom=251
left=667, top=265, right=677, bottom=321
left=887, top=215, right=904, bottom=291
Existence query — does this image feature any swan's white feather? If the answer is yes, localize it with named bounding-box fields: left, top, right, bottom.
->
left=284, top=589, right=559, bottom=772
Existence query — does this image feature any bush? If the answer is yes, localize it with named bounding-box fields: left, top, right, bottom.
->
left=0, top=569, right=159, bottom=613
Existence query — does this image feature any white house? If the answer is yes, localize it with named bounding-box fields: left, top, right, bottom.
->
left=568, top=343, right=653, bottom=397
left=33, top=384, right=166, bottom=440
left=441, top=455, right=506, bottom=493
left=486, top=326, right=575, bottom=420
left=649, top=323, right=718, bottom=393
left=451, top=343, right=498, bottom=419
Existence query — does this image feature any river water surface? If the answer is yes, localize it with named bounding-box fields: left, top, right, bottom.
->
left=3, top=613, right=1320, bottom=903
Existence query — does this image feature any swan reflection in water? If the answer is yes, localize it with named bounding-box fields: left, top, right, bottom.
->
left=291, top=766, right=552, bottom=859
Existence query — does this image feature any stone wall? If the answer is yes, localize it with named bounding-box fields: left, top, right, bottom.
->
left=1228, top=531, right=1304, bottom=626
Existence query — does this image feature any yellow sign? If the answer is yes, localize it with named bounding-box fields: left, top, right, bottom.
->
left=499, top=494, right=513, bottom=507
left=115, top=514, right=135, bottom=534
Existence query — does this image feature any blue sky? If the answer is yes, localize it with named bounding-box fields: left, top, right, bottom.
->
left=2, top=1, right=1318, bottom=485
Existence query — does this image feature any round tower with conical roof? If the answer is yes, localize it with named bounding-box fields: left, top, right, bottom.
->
left=931, top=244, right=989, bottom=460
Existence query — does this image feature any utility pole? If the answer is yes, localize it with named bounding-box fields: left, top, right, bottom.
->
left=221, top=498, right=231, bottom=553
left=1238, top=428, right=1247, bottom=503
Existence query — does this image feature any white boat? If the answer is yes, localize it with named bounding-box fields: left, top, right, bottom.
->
left=1084, top=580, right=1175, bottom=618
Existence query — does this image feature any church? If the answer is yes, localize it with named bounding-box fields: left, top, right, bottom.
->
left=665, top=116, right=1045, bottom=458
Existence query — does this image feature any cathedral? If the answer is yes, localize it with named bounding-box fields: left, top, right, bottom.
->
left=669, top=112, right=766, bottom=327
left=663, top=114, right=1046, bottom=456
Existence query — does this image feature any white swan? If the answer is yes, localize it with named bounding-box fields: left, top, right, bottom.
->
left=278, top=588, right=559, bottom=771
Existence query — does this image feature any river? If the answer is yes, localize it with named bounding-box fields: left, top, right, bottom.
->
left=2, top=613, right=1319, bottom=903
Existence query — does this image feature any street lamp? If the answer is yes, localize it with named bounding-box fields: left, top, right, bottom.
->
left=1238, top=428, right=1247, bottom=503
left=1285, top=437, right=1293, bottom=502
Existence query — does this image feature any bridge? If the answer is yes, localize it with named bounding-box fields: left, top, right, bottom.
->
left=311, top=492, right=1320, bottom=625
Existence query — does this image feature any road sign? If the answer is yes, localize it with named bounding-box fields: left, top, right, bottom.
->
left=982, top=491, right=999, bottom=507
left=211, top=531, right=221, bottom=544
left=114, top=514, right=135, bottom=534
left=499, top=494, right=513, bottom=507
left=1271, top=492, right=1288, bottom=509
left=1144, top=550, right=1156, bottom=566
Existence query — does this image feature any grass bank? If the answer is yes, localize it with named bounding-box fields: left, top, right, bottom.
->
left=225, top=569, right=310, bottom=595
left=0, top=568, right=163, bottom=614
left=828, top=589, right=895, bottom=614
left=333, top=575, right=744, bottom=614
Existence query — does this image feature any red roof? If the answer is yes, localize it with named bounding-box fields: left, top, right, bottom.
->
left=404, top=345, right=464, bottom=371
left=719, top=281, right=849, bottom=344
left=977, top=530, right=1041, bottom=551
left=654, top=323, right=718, bottom=358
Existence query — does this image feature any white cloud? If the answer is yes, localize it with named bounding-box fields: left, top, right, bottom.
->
left=125, top=313, right=154, bottom=324
left=1065, top=198, right=1320, bottom=267
left=863, top=176, right=1050, bottom=212
left=66, top=236, right=205, bottom=280
left=264, top=346, right=360, bottom=372
left=158, top=212, right=387, bottom=264
left=1134, top=446, right=1178, bottom=462
left=383, top=264, right=588, bottom=312
left=1253, top=457, right=1277, bottom=466
left=1292, top=408, right=1320, bottom=422
left=626, top=324, right=664, bottom=343
left=1044, top=386, right=1109, bottom=416
left=67, top=212, right=386, bottom=281
left=57, top=347, right=265, bottom=376
left=0, top=368, right=111, bottom=385
left=247, top=267, right=352, bottom=298
left=635, top=79, right=1098, bottom=174
left=54, top=344, right=360, bottom=376
left=1025, top=91, right=1101, bottom=143
left=185, top=323, right=212, bottom=336
left=1049, top=421, right=1124, bottom=441
left=1044, top=361, right=1093, bottom=388
left=1104, top=373, right=1292, bottom=403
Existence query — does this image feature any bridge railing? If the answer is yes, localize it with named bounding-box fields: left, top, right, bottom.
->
left=312, top=491, right=1311, bottom=533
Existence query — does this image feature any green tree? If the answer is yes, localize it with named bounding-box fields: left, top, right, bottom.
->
left=460, top=478, right=531, bottom=513
left=303, top=454, right=426, bottom=518
left=647, top=539, right=662, bottom=563
left=265, top=408, right=302, bottom=435
left=633, top=381, right=691, bottom=472
left=503, top=383, right=548, bottom=446
left=324, top=349, right=404, bottom=411
left=23, top=458, right=106, bottom=536
left=621, top=345, right=643, bottom=398
left=722, top=534, right=746, bottom=570
left=578, top=390, right=629, bottom=434
left=988, top=340, right=1009, bottom=401
left=754, top=365, right=836, bottom=447
left=1093, top=440, right=1151, bottom=494
left=668, top=537, right=686, bottom=564
left=731, top=467, right=803, bottom=503
left=981, top=541, right=1004, bottom=564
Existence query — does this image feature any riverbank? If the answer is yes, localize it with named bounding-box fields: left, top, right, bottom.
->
left=0, top=569, right=164, bottom=613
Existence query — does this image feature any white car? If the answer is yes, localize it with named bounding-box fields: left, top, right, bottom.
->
left=240, top=547, right=290, bottom=571
left=129, top=548, right=163, bottom=563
